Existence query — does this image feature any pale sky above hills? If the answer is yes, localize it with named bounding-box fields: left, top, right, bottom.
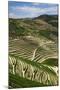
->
left=8, top=1, right=58, bottom=18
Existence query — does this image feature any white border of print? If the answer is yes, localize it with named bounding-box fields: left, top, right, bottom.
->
left=0, top=0, right=60, bottom=90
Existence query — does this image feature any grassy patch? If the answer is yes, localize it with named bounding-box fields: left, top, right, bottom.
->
left=41, top=58, right=58, bottom=66
left=9, top=73, right=49, bottom=88
left=9, top=54, right=57, bottom=76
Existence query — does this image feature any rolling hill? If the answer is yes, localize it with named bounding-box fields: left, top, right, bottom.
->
left=34, top=14, right=58, bottom=27
left=9, top=14, right=58, bottom=88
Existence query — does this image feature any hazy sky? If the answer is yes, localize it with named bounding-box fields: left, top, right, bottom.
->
left=8, top=1, right=58, bottom=18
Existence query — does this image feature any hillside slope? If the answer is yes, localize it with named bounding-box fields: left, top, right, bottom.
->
left=9, top=15, right=58, bottom=41
left=9, top=15, right=58, bottom=88
left=34, top=15, right=58, bottom=27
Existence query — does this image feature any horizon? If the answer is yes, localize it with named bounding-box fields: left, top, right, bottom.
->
left=9, top=14, right=58, bottom=19
left=8, top=1, right=58, bottom=19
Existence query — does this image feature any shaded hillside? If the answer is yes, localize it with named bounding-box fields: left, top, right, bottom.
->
left=34, top=15, right=58, bottom=27
left=9, top=73, right=51, bottom=89
left=9, top=15, right=58, bottom=41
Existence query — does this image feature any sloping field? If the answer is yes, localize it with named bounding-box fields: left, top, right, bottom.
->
left=9, top=37, right=58, bottom=88
left=9, top=73, right=50, bottom=89
left=9, top=15, right=58, bottom=88
left=9, top=37, right=58, bottom=62
left=9, top=54, right=58, bottom=87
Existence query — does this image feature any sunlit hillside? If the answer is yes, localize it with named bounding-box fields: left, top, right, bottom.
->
left=9, top=14, right=58, bottom=88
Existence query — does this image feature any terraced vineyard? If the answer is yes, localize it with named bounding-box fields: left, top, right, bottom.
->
left=9, top=14, right=58, bottom=88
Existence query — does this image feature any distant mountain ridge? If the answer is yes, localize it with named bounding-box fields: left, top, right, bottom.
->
left=34, top=14, right=58, bottom=27
left=34, top=14, right=58, bottom=19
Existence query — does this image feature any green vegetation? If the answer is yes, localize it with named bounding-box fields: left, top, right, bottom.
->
left=9, top=15, right=58, bottom=40
left=9, top=14, right=58, bottom=88
left=9, top=73, right=50, bottom=89
left=41, top=58, right=58, bottom=66
left=35, top=14, right=58, bottom=27
left=39, top=30, right=58, bottom=40
left=9, top=54, right=57, bottom=76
